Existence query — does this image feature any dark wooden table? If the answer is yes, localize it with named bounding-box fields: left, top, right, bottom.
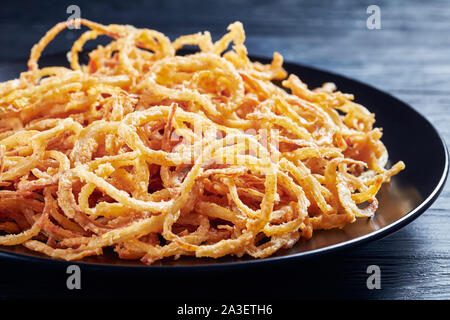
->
left=0, top=0, right=449, bottom=300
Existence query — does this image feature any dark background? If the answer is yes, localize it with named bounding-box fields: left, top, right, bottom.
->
left=0, top=0, right=449, bottom=300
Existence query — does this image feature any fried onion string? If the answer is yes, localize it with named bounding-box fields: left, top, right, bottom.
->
left=0, top=20, right=404, bottom=264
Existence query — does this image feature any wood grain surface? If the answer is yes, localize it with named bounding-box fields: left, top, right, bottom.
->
left=0, top=0, right=449, bottom=300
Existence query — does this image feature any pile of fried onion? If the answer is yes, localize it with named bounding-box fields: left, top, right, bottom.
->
left=0, top=19, right=404, bottom=264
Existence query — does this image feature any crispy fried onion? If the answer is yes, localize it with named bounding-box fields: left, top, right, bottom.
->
left=0, top=19, right=404, bottom=264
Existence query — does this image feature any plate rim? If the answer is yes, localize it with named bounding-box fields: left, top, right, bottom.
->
left=0, top=54, right=448, bottom=270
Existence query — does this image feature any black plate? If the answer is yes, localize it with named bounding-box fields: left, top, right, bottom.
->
left=0, top=53, right=447, bottom=269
